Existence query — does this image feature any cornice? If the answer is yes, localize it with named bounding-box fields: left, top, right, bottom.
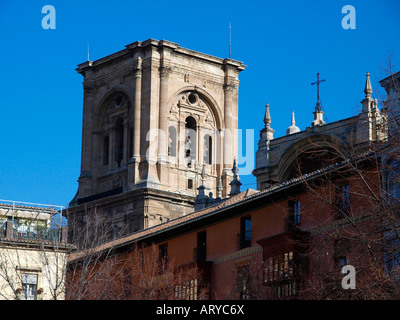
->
left=76, top=39, right=246, bottom=76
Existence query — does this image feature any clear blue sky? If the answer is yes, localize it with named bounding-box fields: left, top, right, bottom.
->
left=0, top=0, right=399, bottom=208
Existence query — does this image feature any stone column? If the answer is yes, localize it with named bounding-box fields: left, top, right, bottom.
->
left=133, top=63, right=142, bottom=160
left=130, top=62, right=142, bottom=186
left=157, top=65, right=171, bottom=186
left=79, top=80, right=95, bottom=197
left=223, top=83, right=234, bottom=167
left=198, top=126, right=204, bottom=166
left=222, top=83, right=235, bottom=196
left=157, top=40, right=179, bottom=163
left=158, top=66, right=170, bottom=162
left=134, top=47, right=161, bottom=189
left=92, top=133, right=101, bottom=194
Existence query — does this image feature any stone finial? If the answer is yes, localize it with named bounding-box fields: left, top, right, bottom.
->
left=231, top=157, right=239, bottom=178
left=286, top=111, right=300, bottom=135
left=201, top=164, right=206, bottom=186
left=364, top=72, right=373, bottom=98
left=361, top=72, right=375, bottom=113
left=216, top=176, right=223, bottom=199
left=264, top=103, right=271, bottom=127
left=196, top=164, right=207, bottom=199
left=261, top=103, right=274, bottom=140
left=229, top=158, right=242, bottom=196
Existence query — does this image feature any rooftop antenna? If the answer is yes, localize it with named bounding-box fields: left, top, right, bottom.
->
left=87, top=42, right=90, bottom=61
left=229, top=22, right=232, bottom=58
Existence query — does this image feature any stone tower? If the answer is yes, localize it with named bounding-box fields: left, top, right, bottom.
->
left=68, top=39, right=246, bottom=236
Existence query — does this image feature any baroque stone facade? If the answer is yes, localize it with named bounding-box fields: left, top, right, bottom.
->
left=68, top=39, right=246, bottom=236
left=253, top=73, right=387, bottom=190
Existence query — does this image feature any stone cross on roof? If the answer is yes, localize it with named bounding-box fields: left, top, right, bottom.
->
left=311, top=72, right=326, bottom=112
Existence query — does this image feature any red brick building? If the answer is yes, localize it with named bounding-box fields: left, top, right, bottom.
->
left=68, top=152, right=386, bottom=300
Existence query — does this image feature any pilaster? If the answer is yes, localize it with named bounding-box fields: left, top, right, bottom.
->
left=79, top=80, right=95, bottom=197
left=129, top=58, right=142, bottom=187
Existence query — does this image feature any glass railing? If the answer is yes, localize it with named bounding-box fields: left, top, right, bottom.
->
left=10, top=222, right=62, bottom=242
left=12, top=228, right=61, bottom=242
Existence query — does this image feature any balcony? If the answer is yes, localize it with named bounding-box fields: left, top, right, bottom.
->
left=0, top=220, right=67, bottom=243
left=0, top=200, right=68, bottom=244
left=257, top=231, right=310, bottom=299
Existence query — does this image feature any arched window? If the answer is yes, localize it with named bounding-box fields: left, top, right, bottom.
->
left=204, top=134, right=212, bottom=165
left=185, top=116, right=197, bottom=166
left=115, top=118, right=124, bottom=167
left=168, top=126, right=177, bottom=157
left=103, top=136, right=109, bottom=166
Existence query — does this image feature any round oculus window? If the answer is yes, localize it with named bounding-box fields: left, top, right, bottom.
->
left=188, top=93, right=197, bottom=105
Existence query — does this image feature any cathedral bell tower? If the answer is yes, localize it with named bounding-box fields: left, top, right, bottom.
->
left=68, top=39, right=246, bottom=237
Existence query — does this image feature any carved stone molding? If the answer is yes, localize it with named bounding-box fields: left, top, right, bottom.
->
left=112, top=174, right=123, bottom=188
left=133, top=67, right=142, bottom=77
left=184, top=73, right=190, bottom=83
left=223, top=83, right=236, bottom=92
left=83, top=81, right=95, bottom=95
left=159, top=66, right=172, bottom=78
